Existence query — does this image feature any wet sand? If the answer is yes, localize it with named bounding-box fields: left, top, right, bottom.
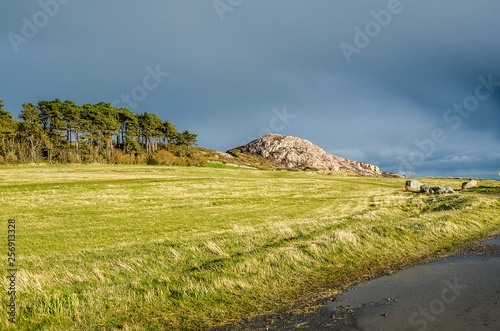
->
left=328, top=254, right=500, bottom=330
left=211, top=234, right=500, bottom=330
left=483, top=238, right=500, bottom=246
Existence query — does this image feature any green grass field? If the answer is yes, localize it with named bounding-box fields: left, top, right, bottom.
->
left=1, top=165, right=499, bottom=330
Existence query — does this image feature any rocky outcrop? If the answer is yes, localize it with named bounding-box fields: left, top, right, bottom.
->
left=228, top=134, right=382, bottom=176
left=462, top=180, right=477, bottom=189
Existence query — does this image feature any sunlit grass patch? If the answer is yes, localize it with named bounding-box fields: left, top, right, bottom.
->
left=0, top=165, right=498, bottom=330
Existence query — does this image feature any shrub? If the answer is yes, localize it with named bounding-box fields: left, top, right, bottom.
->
left=56, top=150, right=79, bottom=164
left=148, top=150, right=175, bottom=166
left=148, top=151, right=206, bottom=167
left=227, top=149, right=240, bottom=157
left=5, top=152, right=18, bottom=164
left=113, top=153, right=130, bottom=164
left=186, top=153, right=207, bottom=166
left=135, top=154, right=147, bottom=165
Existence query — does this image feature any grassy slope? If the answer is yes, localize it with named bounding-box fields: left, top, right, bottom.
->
left=0, top=165, right=499, bottom=330
left=201, top=148, right=281, bottom=170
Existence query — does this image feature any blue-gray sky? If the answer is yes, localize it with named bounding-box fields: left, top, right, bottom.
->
left=2, top=0, right=499, bottom=179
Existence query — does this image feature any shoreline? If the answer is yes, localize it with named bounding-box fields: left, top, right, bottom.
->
left=210, top=232, right=500, bottom=330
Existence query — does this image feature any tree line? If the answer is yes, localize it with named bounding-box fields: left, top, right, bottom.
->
left=0, top=99, right=202, bottom=165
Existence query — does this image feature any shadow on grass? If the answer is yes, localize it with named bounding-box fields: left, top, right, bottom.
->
left=466, top=186, right=500, bottom=195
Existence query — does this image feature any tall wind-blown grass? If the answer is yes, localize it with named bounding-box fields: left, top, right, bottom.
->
left=0, top=165, right=498, bottom=330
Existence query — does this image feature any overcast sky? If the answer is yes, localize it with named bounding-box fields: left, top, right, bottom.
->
left=2, top=1, right=499, bottom=179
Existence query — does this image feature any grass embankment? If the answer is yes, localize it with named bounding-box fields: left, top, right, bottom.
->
left=0, top=165, right=499, bottom=330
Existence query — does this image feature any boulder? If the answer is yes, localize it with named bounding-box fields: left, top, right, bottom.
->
left=406, top=180, right=456, bottom=194
left=462, top=180, right=477, bottom=189
left=430, top=187, right=456, bottom=195
left=420, top=184, right=431, bottom=194
left=444, top=187, right=456, bottom=194
left=406, top=180, right=424, bottom=192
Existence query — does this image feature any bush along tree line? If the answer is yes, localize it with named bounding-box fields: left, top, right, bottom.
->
left=0, top=99, right=206, bottom=166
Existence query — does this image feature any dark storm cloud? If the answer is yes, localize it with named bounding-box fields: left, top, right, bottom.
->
left=1, top=0, right=499, bottom=178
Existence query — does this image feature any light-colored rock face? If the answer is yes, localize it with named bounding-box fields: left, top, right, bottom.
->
left=232, top=134, right=382, bottom=176
left=462, top=180, right=478, bottom=189
left=406, top=180, right=424, bottom=192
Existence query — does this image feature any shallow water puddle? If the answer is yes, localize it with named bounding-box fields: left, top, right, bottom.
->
left=483, top=238, right=500, bottom=246
left=328, top=255, right=500, bottom=330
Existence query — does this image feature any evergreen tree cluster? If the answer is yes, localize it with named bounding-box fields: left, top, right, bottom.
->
left=0, top=99, right=201, bottom=165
